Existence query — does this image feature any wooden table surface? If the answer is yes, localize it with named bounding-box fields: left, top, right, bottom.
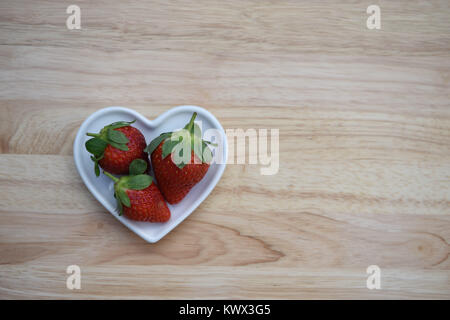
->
left=1, top=0, right=449, bottom=299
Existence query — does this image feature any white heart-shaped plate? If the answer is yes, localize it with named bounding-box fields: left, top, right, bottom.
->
left=73, top=106, right=227, bottom=243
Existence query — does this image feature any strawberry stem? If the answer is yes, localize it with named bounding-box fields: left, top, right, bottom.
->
left=86, top=133, right=101, bottom=138
left=185, top=112, right=197, bottom=132
left=103, top=171, right=119, bottom=183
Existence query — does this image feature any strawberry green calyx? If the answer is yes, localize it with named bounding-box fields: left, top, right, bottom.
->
left=85, top=120, right=135, bottom=176
left=145, top=112, right=218, bottom=169
left=103, top=159, right=152, bottom=215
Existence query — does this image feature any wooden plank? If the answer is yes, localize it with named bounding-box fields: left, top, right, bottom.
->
left=0, top=0, right=449, bottom=299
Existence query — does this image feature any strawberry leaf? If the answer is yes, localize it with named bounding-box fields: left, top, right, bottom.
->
left=117, top=189, right=130, bottom=207
left=116, top=197, right=123, bottom=216
left=202, top=142, right=213, bottom=163
left=107, top=128, right=129, bottom=144
left=94, top=160, right=100, bottom=176
left=162, top=137, right=181, bottom=159
left=86, top=138, right=108, bottom=176
left=109, top=120, right=136, bottom=130
left=108, top=141, right=129, bottom=151
left=193, top=136, right=203, bottom=164
left=127, top=174, right=152, bottom=190
left=176, top=162, right=187, bottom=169
left=129, top=159, right=147, bottom=175
left=90, top=156, right=101, bottom=177
left=192, top=123, right=202, bottom=137
left=85, top=138, right=107, bottom=157
left=145, top=132, right=171, bottom=154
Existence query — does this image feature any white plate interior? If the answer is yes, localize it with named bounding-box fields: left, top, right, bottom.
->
left=73, top=106, right=227, bottom=243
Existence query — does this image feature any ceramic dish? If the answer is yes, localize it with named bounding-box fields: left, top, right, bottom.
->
left=73, top=106, right=227, bottom=243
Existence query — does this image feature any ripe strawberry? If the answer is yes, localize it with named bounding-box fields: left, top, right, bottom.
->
left=85, top=120, right=148, bottom=176
left=103, top=159, right=171, bottom=222
left=145, top=112, right=216, bottom=204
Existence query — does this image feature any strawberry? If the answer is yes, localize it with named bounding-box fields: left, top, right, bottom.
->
left=145, top=112, right=216, bottom=204
left=85, top=120, right=148, bottom=176
left=103, top=159, right=171, bottom=222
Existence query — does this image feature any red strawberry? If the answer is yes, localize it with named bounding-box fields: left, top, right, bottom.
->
left=151, top=143, right=209, bottom=203
left=85, top=120, right=148, bottom=176
left=146, top=112, right=216, bottom=204
left=103, top=159, right=170, bottom=222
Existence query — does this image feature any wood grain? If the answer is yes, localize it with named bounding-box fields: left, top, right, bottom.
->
left=0, top=0, right=449, bottom=299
